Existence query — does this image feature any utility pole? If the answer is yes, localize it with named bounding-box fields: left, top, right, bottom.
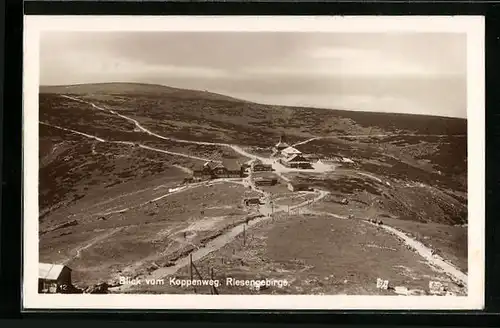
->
left=189, top=254, right=196, bottom=294
left=210, top=268, right=218, bottom=295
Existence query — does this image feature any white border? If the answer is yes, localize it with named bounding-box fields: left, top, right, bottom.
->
left=22, top=16, right=485, bottom=310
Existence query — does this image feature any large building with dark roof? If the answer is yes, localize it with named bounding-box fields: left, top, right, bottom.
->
left=192, top=160, right=243, bottom=180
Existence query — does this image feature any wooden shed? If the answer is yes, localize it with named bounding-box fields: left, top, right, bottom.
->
left=38, top=263, right=72, bottom=293
left=287, top=182, right=312, bottom=192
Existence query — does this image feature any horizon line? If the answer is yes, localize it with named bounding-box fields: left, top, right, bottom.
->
left=39, top=81, right=467, bottom=120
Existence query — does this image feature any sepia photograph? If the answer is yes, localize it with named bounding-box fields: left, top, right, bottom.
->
left=23, top=16, right=485, bottom=310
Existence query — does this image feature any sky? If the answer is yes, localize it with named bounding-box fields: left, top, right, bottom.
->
left=40, top=32, right=467, bottom=118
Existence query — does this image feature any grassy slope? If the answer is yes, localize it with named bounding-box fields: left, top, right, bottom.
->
left=40, top=83, right=467, bottom=224
left=39, top=123, right=199, bottom=222
left=136, top=213, right=466, bottom=295
left=41, top=82, right=466, bottom=143
left=38, top=83, right=468, bottom=288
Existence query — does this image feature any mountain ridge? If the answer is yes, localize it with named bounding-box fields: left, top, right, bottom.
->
left=39, top=82, right=467, bottom=121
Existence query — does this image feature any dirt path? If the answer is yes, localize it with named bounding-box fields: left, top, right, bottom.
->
left=113, top=185, right=330, bottom=292
left=40, top=121, right=106, bottom=142
left=56, top=95, right=468, bottom=292
left=292, top=137, right=322, bottom=147
left=63, top=227, right=123, bottom=265
left=92, top=179, right=231, bottom=218
left=41, top=121, right=213, bottom=163
left=173, top=164, right=193, bottom=174
left=356, top=171, right=384, bottom=183
left=59, top=96, right=335, bottom=175
left=365, top=220, right=467, bottom=287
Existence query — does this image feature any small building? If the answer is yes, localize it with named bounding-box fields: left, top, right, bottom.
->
left=213, top=160, right=243, bottom=178
left=192, top=161, right=215, bottom=181
left=321, top=155, right=347, bottom=163
left=243, top=198, right=263, bottom=206
left=281, top=154, right=313, bottom=169
left=287, top=182, right=312, bottom=192
left=252, top=160, right=273, bottom=172
left=254, top=177, right=278, bottom=186
left=281, top=146, right=302, bottom=158
left=39, top=263, right=72, bottom=293
left=191, top=160, right=243, bottom=180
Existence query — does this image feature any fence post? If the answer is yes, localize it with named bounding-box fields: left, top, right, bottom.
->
left=243, top=225, right=246, bottom=247
left=211, top=268, right=218, bottom=295
left=209, top=267, right=213, bottom=295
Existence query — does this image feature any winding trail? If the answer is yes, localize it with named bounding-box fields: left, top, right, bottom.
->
left=40, top=121, right=106, bottom=142
left=59, top=95, right=334, bottom=175
left=93, top=179, right=232, bottom=217
left=292, top=137, right=322, bottom=147
left=63, top=227, right=123, bottom=265
left=41, top=122, right=213, bottom=163
left=54, top=95, right=468, bottom=291
left=115, top=186, right=330, bottom=291
left=365, top=220, right=467, bottom=287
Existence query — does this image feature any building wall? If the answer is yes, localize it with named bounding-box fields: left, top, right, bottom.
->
left=284, top=162, right=312, bottom=169
left=193, top=166, right=242, bottom=180
left=255, top=180, right=277, bottom=186
left=213, top=170, right=241, bottom=178
left=253, top=165, right=273, bottom=172
left=39, top=279, right=58, bottom=293
left=58, top=267, right=72, bottom=286
left=288, top=183, right=309, bottom=192
left=39, top=267, right=72, bottom=293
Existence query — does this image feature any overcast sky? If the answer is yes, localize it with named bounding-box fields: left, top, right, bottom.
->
left=40, top=32, right=467, bottom=118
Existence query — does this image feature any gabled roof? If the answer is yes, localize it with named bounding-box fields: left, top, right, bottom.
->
left=282, top=146, right=301, bottom=155
left=212, top=161, right=226, bottom=170
left=255, top=176, right=277, bottom=182
left=284, top=154, right=309, bottom=163
left=39, top=263, right=68, bottom=280
left=274, top=141, right=289, bottom=148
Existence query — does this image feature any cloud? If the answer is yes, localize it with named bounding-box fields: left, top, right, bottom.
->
left=40, top=49, right=230, bottom=84
left=305, top=46, right=461, bottom=77
left=308, top=46, right=372, bottom=59
left=39, top=31, right=467, bottom=117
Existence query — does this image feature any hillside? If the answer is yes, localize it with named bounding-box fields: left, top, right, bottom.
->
left=38, top=82, right=468, bottom=294
left=40, top=82, right=466, bottom=136
left=40, top=82, right=252, bottom=104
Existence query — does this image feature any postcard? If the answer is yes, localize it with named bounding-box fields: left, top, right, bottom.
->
left=23, top=15, right=485, bottom=310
